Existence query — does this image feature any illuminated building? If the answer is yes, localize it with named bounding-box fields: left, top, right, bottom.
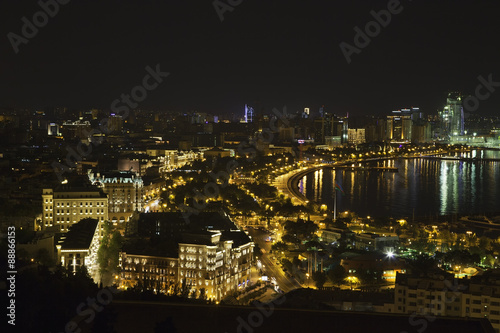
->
left=314, top=114, right=348, bottom=145
left=41, top=184, right=108, bottom=232
left=244, top=104, right=254, bottom=123
left=88, top=170, right=144, bottom=224
left=347, top=128, right=366, bottom=145
left=120, top=253, right=178, bottom=292
left=47, top=122, right=60, bottom=136
left=56, top=218, right=101, bottom=281
left=203, top=147, right=231, bottom=159
left=439, top=92, right=464, bottom=137
left=302, top=107, right=310, bottom=118
left=107, top=114, right=123, bottom=134
left=386, top=107, right=421, bottom=142
left=121, top=211, right=254, bottom=300
left=340, top=252, right=406, bottom=283
left=353, top=233, right=399, bottom=252
left=145, top=149, right=202, bottom=171
left=59, top=119, right=92, bottom=141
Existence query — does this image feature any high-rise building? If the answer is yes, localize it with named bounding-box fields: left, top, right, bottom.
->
left=439, top=93, right=464, bottom=137
left=348, top=128, right=366, bottom=145
left=244, top=104, right=254, bottom=123
left=412, top=119, right=432, bottom=143
left=387, top=107, right=421, bottom=142
left=107, top=114, right=123, bottom=134
left=314, top=114, right=348, bottom=145
left=302, top=107, right=310, bottom=118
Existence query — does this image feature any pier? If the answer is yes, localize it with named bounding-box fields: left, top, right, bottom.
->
left=421, top=156, right=500, bottom=162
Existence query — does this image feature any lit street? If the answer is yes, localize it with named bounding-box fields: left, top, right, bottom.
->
left=247, top=228, right=302, bottom=293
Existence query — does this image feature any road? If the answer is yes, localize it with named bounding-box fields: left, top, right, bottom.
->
left=247, top=228, right=302, bottom=293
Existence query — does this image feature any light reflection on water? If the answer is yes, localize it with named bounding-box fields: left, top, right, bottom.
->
left=299, top=150, right=500, bottom=218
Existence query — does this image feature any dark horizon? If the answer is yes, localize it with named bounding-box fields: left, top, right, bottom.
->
left=1, top=0, right=499, bottom=117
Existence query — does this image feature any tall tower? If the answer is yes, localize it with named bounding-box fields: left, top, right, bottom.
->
left=244, top=104, right=254, bottom=123
left=440, top=92, right=464, bottom=137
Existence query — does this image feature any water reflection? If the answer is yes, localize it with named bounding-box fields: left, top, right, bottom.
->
left=299, top=149, right=500, bottom=218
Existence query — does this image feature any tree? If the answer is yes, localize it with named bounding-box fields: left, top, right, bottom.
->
left=173, top=282, right=181, bottom=296
left=180, top=279, right=190, bottom=298
left=410, top=254, right=437, bottom=273
left=284, top=219, right=318, bottom=240
left=97, top=222, right=123, bottom=286
left=479, top=237, right=492, bottom=251
left=271, top=241, right=288, bottom=253
left=333, top=217, right=349, bottom=230
left=328, top=265, right=347, bottom=287
left=198, top=288, right=207, bottom=300
left=253, top=243, right=263, bottom=257
left=282, top=234, right=300, bottom=245
left=35, top=248, right=55, bottom=266
left=281, top=259, right=293, bottom=273
left=292, top=257, right=302, bottom=268
left=357, top=269, right=382, bottom=286
left=305, top=240, right=322, bottom=250
left=444, top=250, right=480, bottom=267
left=312, top=271, right=327, bottom=288
left=484, top=254, right=496, bottom=267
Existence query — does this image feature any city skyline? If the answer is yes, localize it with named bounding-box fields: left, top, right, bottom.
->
left=1, top=0, right=499, bottom=116
left=3, top=1, right=500, bottom=332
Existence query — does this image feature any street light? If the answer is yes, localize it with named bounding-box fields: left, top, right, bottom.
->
left=346, top=276, right=358, bottom=290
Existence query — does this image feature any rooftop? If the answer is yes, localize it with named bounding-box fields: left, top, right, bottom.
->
left=59, top=218, right=98, bottom=250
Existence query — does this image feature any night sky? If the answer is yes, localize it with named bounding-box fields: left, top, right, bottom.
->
left=1, top=0, right=499, bottom=116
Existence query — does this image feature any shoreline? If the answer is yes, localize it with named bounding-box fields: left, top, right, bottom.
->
left=278, top=157, right=500, bottom=221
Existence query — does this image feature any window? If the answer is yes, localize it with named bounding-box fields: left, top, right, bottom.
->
left=472, top=308, right=481, bottom=313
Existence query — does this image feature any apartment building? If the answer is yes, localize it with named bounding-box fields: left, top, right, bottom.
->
left=394, top=270, right=500, bottom=333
